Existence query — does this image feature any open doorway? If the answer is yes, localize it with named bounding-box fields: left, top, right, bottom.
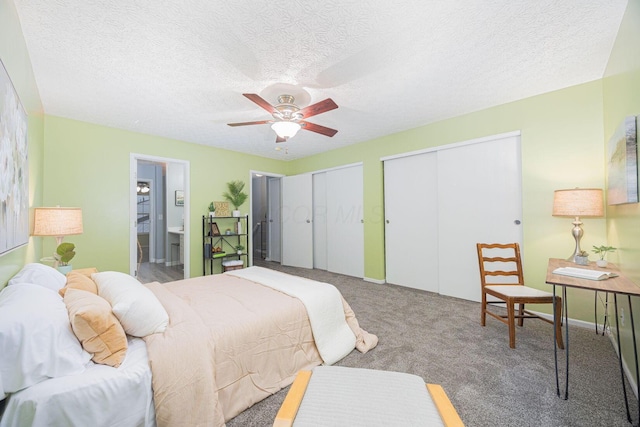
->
left=250, top=171, right=283, bottom=267
left=136, top=179, right=153, bottom=264
left=130, top=154, right=190, bottom=282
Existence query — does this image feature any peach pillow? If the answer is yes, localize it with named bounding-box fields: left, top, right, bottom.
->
left=64, top=288, right=128, bottom=367
left=59, top=270, right=99, bottom=297
left=70, top=267, right=99, bottom=278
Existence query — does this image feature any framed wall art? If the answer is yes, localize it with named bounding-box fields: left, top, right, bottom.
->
left=607, top=115, right=638, bottom=205
left=175, top=190, right=184, bottom=206
left=0, top=59, right=29, bottom=256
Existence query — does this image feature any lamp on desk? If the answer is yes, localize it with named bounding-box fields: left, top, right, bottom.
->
left=32, top=207, right=83, bottom=266
left=552, top=188, right=603, bottom=262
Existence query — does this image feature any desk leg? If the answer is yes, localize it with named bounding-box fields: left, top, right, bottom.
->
left=614, top=295, right=632, bottom=424
left=595, top=291, right=600, bottom=334
left=563, top=286, right=569, bottom=400
left=604, top=293, right=610, bottom=336
left=553, top=284, right=560, bottom=397
left=628, top=295, right=639, bottom=426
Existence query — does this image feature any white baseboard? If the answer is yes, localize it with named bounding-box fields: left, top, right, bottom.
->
left=530, top=310, right=596, bottom=330
left=363, top=277, right=385, bottom=285
left=607, top=329, right=639, bottom=400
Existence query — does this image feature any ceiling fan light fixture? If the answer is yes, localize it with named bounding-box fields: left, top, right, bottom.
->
left=271, top=121, right=301, bottom=139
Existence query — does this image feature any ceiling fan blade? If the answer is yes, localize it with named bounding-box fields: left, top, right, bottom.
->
left=227, top=120, right=272, bottom=127
left=243, top=93, right=277, bottom=114
left=300, top=121, right=338, bottom=137
left=298, top=98, right=338, bottom=119
left=276, top=135, right=287, bottom=143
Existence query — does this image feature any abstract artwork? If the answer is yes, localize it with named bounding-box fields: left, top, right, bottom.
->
left=0, top=59, right=29, bottom=255
left=607, top=116, right=638, bottom=205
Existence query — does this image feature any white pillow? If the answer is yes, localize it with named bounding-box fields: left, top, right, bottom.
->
left=0, top=284, right=91, bottom=398
left=92, top=271, right=168, bottom=337
left=8, top=263, right=67, bottom=292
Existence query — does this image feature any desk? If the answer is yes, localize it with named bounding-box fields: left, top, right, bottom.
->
left=546, top=258, right=640, bottom=425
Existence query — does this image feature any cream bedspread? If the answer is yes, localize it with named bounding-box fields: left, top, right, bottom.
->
left=227, top=267, right=359, bottom=365
left=143, top=271, right=377, bottom=427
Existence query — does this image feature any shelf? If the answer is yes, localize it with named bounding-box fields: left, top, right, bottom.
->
left=203, top=215, right=250, bottom=275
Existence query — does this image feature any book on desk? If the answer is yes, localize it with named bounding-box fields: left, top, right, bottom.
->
left=552, top=266, right=618, bottom=281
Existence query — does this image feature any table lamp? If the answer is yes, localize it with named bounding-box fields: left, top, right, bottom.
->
left=32, top=207, right=83, bottom=265
left=552, top=188, right=603, bottom=262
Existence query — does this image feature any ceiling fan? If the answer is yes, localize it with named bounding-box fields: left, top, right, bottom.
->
left=227, top=94, right=338, bottom=143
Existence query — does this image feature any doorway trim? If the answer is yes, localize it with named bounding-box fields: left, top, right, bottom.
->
left=380, top=130, right=521, bottom=161
left=130, top=153, right=190, bottom=279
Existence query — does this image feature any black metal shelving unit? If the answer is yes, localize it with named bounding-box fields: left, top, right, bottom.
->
left=202, top=215, right=250, bottom=275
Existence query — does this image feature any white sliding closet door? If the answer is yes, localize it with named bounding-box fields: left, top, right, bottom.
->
left=281, top=174, right=313, bottom=268
left=384, top=153, right=439, bottom=292
left=437, top=135, right=522, bottom=301
left=326, top=165, right=364, bottom=278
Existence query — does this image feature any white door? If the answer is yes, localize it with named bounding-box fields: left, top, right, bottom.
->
left=281, top=174, right=313, bottom=268
left=437, top=135, right=522, bottom=301
left=326, top=165, right=364, bottom=278
left=267, top=177, right=282, bottom=263
left=384, top=152, right=440, bottom=292
left=313, top=173, right=328, bottom=270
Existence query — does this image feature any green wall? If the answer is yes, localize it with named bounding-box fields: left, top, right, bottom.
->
left=291, top=80, right=608, bottom=321
left=0, top=0, right=45, bottom=287
left=602, top=0, right=640, bottom=391
left=1, top=0, right=636, bottom=332
left=42, top=116, right=288, bottom=276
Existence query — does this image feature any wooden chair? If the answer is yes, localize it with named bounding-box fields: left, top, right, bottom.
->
left=477, top=243, right=563, bottom=349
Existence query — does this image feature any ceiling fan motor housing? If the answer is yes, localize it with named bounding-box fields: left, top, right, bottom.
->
left=272, top=95, right=303, bottom=121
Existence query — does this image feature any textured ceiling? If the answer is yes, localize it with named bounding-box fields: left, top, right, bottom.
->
left=12, top=0, right=627, bottom=160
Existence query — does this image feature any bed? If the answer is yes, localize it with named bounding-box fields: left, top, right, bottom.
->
left=0, top=264, right=377, bottom=427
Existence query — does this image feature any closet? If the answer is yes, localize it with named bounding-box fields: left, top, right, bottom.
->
left=282, top=164, right=364, bottom=278
left=383, top=132, right=523, bottom=302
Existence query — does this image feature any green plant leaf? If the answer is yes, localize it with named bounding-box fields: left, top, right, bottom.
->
left=56, top=242, right=76, bottom=265
left=223, top=180, right=248, bottom=209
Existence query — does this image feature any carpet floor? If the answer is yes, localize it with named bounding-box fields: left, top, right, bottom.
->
left=227, top=262, right=638, bottom=426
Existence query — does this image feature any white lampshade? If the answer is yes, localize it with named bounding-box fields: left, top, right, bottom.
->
left=271, top=121, right=301, bottom=139
left=552, top=188, right=604, bottom=217
left=33, top=207, right=83, bottom=244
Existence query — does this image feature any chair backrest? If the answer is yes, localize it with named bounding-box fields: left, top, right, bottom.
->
left=476, top=243, right=524, bottom=288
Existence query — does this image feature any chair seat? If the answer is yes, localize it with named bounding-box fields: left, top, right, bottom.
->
left=485, top=285, right=554, bottom=298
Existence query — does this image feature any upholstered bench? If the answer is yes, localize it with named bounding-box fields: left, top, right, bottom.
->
left=274, top=366, right=464, bottom=427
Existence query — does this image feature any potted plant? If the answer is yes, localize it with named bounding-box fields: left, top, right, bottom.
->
left=55, top=242, right=76, bottom=274
left=235, top=244, right=244, bottom=255
left=592, top=245, right=616, bottom=267
left=208, top=202, right=216, bottom=217
left=574, top=250, right=589, bottom=266
left=223, top=180, right=248, bottom=217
